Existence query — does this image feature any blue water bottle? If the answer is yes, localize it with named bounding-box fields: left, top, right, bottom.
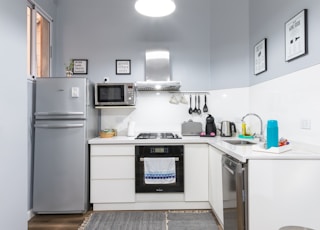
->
left=267, top=120, right=278, bottom=149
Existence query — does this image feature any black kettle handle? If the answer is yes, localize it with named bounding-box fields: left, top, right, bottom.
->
left=231, top=122, right=237, bottom=132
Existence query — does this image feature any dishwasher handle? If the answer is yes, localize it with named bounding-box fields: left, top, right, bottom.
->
left=223, top=163, right=235, bottom=175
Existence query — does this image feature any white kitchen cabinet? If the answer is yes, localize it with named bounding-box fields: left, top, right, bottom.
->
left=208, top=146, right=224, bottom=225
left=248, top=159, right=320, bottom=230
left=90, top=145, right=135, bottom=203
left=184, top=144, right=208, bottom=201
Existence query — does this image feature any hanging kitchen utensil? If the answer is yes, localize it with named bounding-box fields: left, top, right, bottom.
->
left=197, top=95, right=201, bottom=114
left=193, top=95, right=197, bottom=113
left=203, top=95, right=208, bottom=112
left=188, top=95, right=193, bottom=114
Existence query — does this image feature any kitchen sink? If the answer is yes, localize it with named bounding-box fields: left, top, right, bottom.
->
left=223, top=139, right=257, bottom=145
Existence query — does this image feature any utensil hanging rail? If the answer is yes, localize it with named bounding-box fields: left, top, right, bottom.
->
left=169, top=91, right=210, bottom=95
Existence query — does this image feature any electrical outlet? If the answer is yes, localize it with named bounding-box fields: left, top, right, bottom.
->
left=301, top=119, right=311, bottom=130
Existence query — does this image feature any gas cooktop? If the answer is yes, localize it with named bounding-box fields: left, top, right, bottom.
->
left=135, top=132, right=181, bottom=139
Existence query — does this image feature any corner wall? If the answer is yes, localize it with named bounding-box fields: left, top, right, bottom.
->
left=0, top=0, right=28, bottom=229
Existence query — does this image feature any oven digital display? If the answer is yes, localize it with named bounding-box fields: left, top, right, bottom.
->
left=151, top=147, right=168, bottom=153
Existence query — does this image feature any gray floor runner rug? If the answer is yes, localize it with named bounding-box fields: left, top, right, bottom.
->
left=82, top=211, right=218, bottom=230
left=167, top=212, right=218, bottom=230
left=84, top=211, right=166, bottom=230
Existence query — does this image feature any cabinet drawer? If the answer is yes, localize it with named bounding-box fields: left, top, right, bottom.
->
left=91, top=156, right=134, bottom=179
left=91, top=145, right=134, bottom=156
left=90, top=180, right=135, bottom=203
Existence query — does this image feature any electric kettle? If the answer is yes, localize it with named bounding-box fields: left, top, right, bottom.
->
left=220, top=121, right=236, bottom=137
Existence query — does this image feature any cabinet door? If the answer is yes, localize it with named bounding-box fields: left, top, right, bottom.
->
left=91, top=180, right=135, bottom=203
left=91, top=156, right=134, bottom=179
left=249, top=160, right=320, bottom=230
left=90, top=144, right=135, bottom=204
left=208, top=146, right=224, bottom=225
left=184, top=144, right=208, bottom=201
left=91, top=145, right=134, bottom=156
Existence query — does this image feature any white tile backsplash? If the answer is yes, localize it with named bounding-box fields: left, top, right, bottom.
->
left=101, top=63, right=320, bottom=147
left=250, top=63, right=320, bottom=146
left=101, top=91, right=210, bottom=136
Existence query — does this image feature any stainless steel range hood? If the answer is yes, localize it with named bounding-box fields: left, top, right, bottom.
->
left=136, top=50, right=181, bottom=91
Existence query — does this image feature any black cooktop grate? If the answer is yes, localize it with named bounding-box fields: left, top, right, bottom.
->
left=135, top=132, right=181, bottom=139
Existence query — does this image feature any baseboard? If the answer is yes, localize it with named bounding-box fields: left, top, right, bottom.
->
left=27, top=209, right=35, bottom=220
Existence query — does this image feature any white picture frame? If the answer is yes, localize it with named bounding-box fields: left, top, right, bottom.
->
left=285, top=9, right=307, bottom=62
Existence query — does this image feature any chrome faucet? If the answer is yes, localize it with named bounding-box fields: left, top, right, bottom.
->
left=241, top=113, right=264, bottom=142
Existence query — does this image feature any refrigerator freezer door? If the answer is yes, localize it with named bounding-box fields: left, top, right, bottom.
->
left=33, top=120, right=88, bottom=213
left=35, top=77, right=88, bottom=120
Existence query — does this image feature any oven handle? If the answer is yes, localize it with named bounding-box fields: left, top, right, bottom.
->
left=140, top=157, right=179, bottom=162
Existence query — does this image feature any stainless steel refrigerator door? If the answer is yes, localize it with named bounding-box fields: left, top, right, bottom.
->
left=35, top=77, right=88, bottom=120
left=33, top=120, right=88, bottom=213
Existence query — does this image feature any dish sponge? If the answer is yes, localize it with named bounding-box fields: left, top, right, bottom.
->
left=238, top=134, right=254, bottom=139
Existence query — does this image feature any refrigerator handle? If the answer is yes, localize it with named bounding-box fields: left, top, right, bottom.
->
left=34, top=124, right=84, bottom=129
left=34, top=112, right=84, bottom=116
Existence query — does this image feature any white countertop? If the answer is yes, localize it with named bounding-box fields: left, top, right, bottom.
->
left=88, top=136, right=320, bottom=162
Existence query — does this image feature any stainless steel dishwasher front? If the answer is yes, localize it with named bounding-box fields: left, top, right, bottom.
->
left=221, top=155, right=248, bottom=230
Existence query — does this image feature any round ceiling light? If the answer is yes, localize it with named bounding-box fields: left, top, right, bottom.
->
left=135, top=0, right=176, bottom=17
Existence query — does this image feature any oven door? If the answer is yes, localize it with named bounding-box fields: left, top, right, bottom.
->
left=135, top=145, right=184, bottom=193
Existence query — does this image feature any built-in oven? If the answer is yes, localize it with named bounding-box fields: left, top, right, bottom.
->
left=135, top=145, right=184, bottom=193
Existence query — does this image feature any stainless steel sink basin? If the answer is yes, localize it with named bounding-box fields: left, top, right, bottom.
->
left=223, top=140, right=257, bottom=145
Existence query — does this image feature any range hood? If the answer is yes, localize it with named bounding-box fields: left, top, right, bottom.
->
left=136, top=50, right=181, bottom=91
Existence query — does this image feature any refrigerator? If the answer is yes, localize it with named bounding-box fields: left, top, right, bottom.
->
left=33, top=77, right=98, bottom=214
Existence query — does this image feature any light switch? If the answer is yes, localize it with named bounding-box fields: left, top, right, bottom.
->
left=301, top=119, right=311, bottom=130
left=71, top=87, right=80, bottom=98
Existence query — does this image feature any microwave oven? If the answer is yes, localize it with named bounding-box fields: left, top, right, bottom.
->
left=94, top=83, right=136, bottom=106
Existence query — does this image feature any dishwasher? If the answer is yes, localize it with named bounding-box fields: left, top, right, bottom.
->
left=221, top=155, right=248, bottom=230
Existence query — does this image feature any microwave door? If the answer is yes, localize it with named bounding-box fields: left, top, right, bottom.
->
left=99, top=86, right=124, bottom=103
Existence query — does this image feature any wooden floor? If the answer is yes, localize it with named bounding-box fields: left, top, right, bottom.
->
left=28, top=212, right=91, bottom=230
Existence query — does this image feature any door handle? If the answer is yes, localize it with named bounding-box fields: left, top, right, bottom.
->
left=35, top=124, right=84, bottom=128
left=35, top=112, right=84, bottom=116
left=223, top=163, right=235, bottom=175
left=140, top=157, right=179, bottom=162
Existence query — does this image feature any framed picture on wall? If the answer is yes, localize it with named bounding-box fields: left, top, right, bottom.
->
left=254, top=38, right=267, bottom=75
left=285, top=9, right=308, bottom=62
left=72, top=59, right=88, bottom=74
left=116, top=59, right=131, bottom=75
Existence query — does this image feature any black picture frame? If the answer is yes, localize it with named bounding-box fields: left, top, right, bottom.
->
left=72, top=59, right=88, bottom=74
left=116, top=59, right=131, bottom=75
left=285, top=9, right=308, bottom=62
left=254, top=38, right=267, bottom=75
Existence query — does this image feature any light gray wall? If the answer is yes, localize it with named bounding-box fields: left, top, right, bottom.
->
left=249, top=0, right=320, bottom=85
left=0, top=1, right=28, bottom=229
left=52, top=0, right=251, bottom=90
left=210, top=0, right=250, bottom=89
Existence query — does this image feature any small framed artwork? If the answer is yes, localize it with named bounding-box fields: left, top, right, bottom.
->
left=73, top=59, right=88, bottom=74
left=116, top=59, right=131, bottom=75
left=285, top=9, right=307, bottom=62
left=254, top=38, right=267, bottom=75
